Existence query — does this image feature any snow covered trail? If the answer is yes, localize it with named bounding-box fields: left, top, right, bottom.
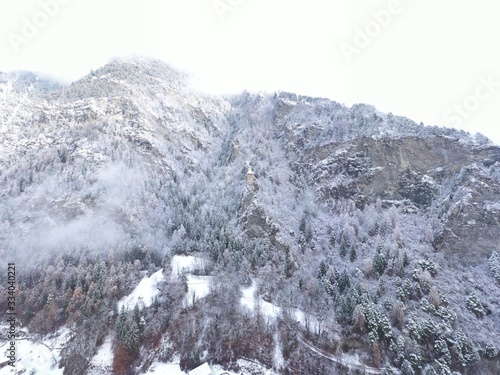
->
left=240, top=280, right=399, bottom=373
left=280, top=320, right=400, bottom=375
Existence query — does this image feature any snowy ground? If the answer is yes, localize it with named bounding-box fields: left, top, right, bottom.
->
left=117, top=268, right=165, bottom=311
left=170, top=255, right=204, bottom=276
left=241, top=281, right=281, bottom=321
left=170, top=255, right=213, bottom=308
left=183, top=275, right=212, bottom=308
left=86, top=335, right=113, bottom=375
left=227, top=358, right=280, bottom=375
left=146, top=359, right=279, bottom=375
left=0, top=326, right=73, bottom=375
left=147, top=360, right=186, bottom=374
left=240, top=280, right=321, bottom=333
left=273, top=330, right=285, bottom=371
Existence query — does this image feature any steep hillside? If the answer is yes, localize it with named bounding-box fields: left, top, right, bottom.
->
left=0, top=58, right=498, bottom=375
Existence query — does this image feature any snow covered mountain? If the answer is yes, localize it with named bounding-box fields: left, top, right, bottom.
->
left=0, top=58, right=499, bottom=375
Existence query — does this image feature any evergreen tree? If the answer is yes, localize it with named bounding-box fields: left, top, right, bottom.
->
left=400, top=359, right=415, bottom=375
left=317, top=260, right=327, bottom=280
left=403, top=252, right=410, bottom=268
left=384, top=365, right=395, bottom=375
left=374, top=251, right=387, bottom=275
left=340, top=237, right=348, bottom=258
left=489, top=251, right=500, bottom=283
left=465, top=293, right=485, bottom=318
left=329, top=232, right=336, bottom=247
left=338, top=269, right=351, bottom=293
left=434, top=338, right=451, bottom=366
left=117, top=306, right=127, bottom=341
left=125, top=326, right=139, bottom=352
left=350, top=245, right=357, bottom=262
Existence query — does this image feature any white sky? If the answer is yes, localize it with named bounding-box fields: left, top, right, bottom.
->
left=0, top=0, right=499, bottom=144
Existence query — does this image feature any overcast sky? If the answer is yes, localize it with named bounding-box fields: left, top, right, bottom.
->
left=0, top=0, right=499, bottom=144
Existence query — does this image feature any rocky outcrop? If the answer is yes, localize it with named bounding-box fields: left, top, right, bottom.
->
left=433, top=162, right=500, bottom=264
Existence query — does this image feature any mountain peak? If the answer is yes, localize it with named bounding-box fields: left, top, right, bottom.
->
left=92, top=56, right=187, bottom=83
left=60, top=56, right=188, bottom=101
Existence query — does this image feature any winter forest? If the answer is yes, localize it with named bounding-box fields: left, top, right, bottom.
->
left=0, top=58, right=499, bottom=375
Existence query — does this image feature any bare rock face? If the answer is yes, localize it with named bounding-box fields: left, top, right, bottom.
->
left=302, top=136, right=499, bottom=206
left=240, top=203, right=273, bottom=239
left=287, top=130, right=500, bottom=264
left=433, top=162, right=500, bottom=264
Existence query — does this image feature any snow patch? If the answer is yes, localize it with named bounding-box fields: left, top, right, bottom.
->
left=237, top=359, right=280, bottom=375
left=273, top=330, right=284, bottom=370
left=117, top=268, right=165, bottom=311
left=0, top=327, right=73, bottom=375
left=485, top=201, right=500, bottom=211
left=240, top=280, right=321, bottom=332
left=147, top=361, right=186, bottom=374
left=183, top=275, right=212, bottom=308
left=170, top=255, right=212, bottom=307
left=421, top=174, right=436, bottom=186
left=240, top=280, right=281, bottom=320
left=170, top=255, right=204, bottom=277
left=87, top=335, right=113, bottom=374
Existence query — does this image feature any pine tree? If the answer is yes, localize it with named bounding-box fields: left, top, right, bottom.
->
left=488, top=251, right=500, bottom=283
left=152, top=295, right=160, bottom=313
left=299, top=215, right=307, bottom=234
left=340, top=237, right=348, bottom=258
left=384, top=365, right=395, bottom=375
left=338, top=269, right=350, bottom=293
left=422, top=364, right=438, bottom=375
left=329, top=232, right=336, bottom=247
left=434, top=338, right=451, bottom=366
left=125, top=326, right=139, bottom=352
left=350, top=245, right=357, bottom=262
left=133, top=303, right=145, bottom=334
left=455, top=330, right=479, bottom=367
left=374, top=251, right=387, bottom=275
left=400, top=359, right=415, bottom=375
left=465, top=293, right=485, bottom=318
left=403, top=251, right=410, bottom=267
left=482, top=342, right=499, bottom=359
left=324, top=279, right=334, bottom=297
left=317, top=260, right=327, bottom=280
left=133, top=303, right=141, bottom=326
left=117, top=306, right=128, bottom=341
